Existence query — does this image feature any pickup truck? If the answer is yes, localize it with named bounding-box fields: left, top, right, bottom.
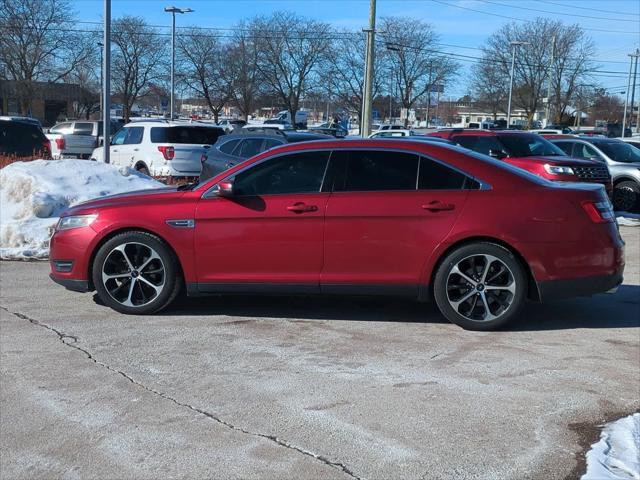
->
left=47, top=120, right=123, bottom=159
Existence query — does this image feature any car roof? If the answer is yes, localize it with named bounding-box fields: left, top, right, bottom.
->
left=284, top=132, right=334, bottom=141
left=125, top=120, right=223, bottom=128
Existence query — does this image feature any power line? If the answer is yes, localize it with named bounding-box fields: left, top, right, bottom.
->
left=538, top=0, right=640, bottom=17
left=429, top=0, right=639, bottom=34
left=474, top=0, right=638, bottom=22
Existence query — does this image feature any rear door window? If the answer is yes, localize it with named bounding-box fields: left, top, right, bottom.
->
left=332, top=150, right=419, bottom=192
left=235, top=138, right=265, bottom=158
left=453, top=135, right=503, bottom=155
left=554, top=141, right=574, bottom=156
left=123, top=127, right=144, bottom=145
left=264, top=139, right=284, bottom=149
left=232, top=151, right=330, bottom=196
left=73, top=122, right=94, bottom=136
left=418, top=157, right=471, bottom=190
left=150, top=126, right=224, bottom=145
left=219, top=138, right=241, bottom=155
left=574, top=143, right=601, bottom=160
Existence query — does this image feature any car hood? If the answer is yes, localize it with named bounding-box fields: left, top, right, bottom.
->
left=63, top=187, right=183, bottom=215
left=511, top=155, right=602, bottom=166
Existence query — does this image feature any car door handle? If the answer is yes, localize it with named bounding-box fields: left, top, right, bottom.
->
left=133, top=148, right=139, bottom=151
left=422, top=201, right=455, bottom=212
left=287, top=202, right=318, bottom=213
left=112, top=148, right=118, bottom=152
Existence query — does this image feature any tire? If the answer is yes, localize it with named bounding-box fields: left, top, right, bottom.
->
left=92, top=231, right=182, bottom=314
left=612, top=180, right=640, bottom=213
left=433, top=243, right=527, bottom=331
left=136, top=164, right=151, bottom=177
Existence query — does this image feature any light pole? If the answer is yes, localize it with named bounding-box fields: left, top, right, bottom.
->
left=102, top=0, right=110, bottom=164
left=507, top=41, right=529, bottom=127
left=164, top=6, right=193, bottom=120
left=98, top=42, right=104, bottom=117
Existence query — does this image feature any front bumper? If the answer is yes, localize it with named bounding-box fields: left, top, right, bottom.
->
left=49, top=274, right=90, bottom=293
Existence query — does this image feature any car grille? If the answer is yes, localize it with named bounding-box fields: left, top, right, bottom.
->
left=573, top=165, right=610, bottom=182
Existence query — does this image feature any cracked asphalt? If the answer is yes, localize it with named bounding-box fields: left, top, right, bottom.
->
left=1, top=227, right=639, bottom=480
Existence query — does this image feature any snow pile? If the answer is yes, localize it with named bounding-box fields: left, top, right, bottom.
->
left=0, top=160, right=163, bottom=260
left=616, top=212, right=640, bottom=228
left=582, top=413, right=640, bottom=480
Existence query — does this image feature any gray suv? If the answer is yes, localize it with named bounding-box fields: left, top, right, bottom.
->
left=550, top=137, right=640, bottom=212
left=200, top=129, right=333, bottom=182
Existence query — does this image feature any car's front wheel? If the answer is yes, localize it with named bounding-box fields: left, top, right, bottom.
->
left=92, top=231, right=182, bottom=314
left=433, top=243, right=527, bottom=330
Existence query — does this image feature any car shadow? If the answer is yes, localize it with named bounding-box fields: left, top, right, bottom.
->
left=140, top=283, right=640, bottom=331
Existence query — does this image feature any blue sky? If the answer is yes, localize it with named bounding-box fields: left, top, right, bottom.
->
left=72, top=0, right=640, bottom=98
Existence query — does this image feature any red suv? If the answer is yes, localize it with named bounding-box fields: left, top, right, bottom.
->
left=49, top=140, right=624, bottom=330
left=428, top=130, right=612, bottom=194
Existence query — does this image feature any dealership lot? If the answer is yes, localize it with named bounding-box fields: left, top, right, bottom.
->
left=1, top=227, right=638, bottom=479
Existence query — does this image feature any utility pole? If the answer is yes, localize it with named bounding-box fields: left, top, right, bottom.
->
left=361, top=0, right=376, bottom=137
left=102, top=0, right=110, bottom=164
left=98, top=42, right=104, bottom=117
left=425, top=63, right=433, bottom=128
left=165, top=6, right=193, bottom=120
left=622, top=49, right=639, bottom=137
left=545, top=35, right=556, bottom=127
left=507, top=41, right=529, bottom=127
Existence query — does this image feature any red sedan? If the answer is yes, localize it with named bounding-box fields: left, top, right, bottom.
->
left=49, top=139, right=624, bottom=330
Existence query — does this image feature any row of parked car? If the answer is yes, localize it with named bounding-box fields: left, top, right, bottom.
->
left=2, top=115, right=640, bottom=211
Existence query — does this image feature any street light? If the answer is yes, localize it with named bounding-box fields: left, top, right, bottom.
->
left=98, top=42, right=104, bottom=116
left=164, top=6, right=193, bottom=120
left=506, top=41, right=530, bottom=127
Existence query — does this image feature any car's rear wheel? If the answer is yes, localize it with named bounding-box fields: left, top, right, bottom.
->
left=433, top=243, right=527, bottom=330
left=92, top=231, right=182, bottom=314
left=613, top=180, right=640, bottom=212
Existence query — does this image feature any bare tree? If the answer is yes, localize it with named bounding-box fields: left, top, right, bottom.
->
left=0, top=0, right=93, bottom=115
left=111, top=16, right=166, bottom=122
left=325, top=32, right=385, bottom=123
left=480, top=18, right=594, bottom=126
left=253, top=12, right=332, bottom=125
left=226, top=22, right=262, bottom=121
left=380, top=17, right=459, bottom=127
left=471, top=60, right=508, bottom=120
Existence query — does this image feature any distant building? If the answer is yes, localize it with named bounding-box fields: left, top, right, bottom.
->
left=0, top=80, right=93, bottom=127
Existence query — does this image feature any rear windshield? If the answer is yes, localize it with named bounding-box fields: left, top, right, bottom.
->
left=497, top=134, right=566, bottom=157
left=0, top=122, right=45, bottom=153
left=595, top=141, right=640, bottom=164
left=150, top=126, right=224, bottom=145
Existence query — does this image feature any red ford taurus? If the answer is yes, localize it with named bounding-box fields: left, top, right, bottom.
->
left=49, top=139, right=624, bottom=330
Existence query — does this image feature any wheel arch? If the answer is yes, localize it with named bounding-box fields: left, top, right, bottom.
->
left=87, top=227, right=184, bottom=291
left=424, top=236, right=541, bottom=303
left=134, top=161, right=149, bottom=172
left=613, top=176, right=640, bottom=187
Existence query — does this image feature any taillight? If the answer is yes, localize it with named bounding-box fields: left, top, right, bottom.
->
left=55, top=138, right=65, bottom=150
left=582, top=201, right=614, bottom=223
left=158, top=146, right=174, bottom=160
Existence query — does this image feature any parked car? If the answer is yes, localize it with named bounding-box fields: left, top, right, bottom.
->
left=427, top=129, right=612, bottom=194
left=0, top=115, right=43, bottom=131
left=49, top=139, right=624, bottom=330
left=374, top=124, right=405, bottom=131
left=217, top=119, right=247, bottom=133
left=91, top=121, right=226, bottom=178
left=620, top=137, right=640, bottom=149
left=0, top=117, right=51, bottom=160
left=200, top=129, right=333, bottom=181
left=548, top=136, right=640, bottom=212
left=272, top=110, right=308, bottom=129
left=369, top=129, right=421, bottom=138
left=47, top=120, right=123, bottom=159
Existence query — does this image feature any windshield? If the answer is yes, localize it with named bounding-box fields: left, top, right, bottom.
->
left=595, top=141, right=640, bottom=164
left=497, top=134, right=567, bottom=157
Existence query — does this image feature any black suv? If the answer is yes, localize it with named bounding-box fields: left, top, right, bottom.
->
left=200, top=128, right=333, bottom=181
left=0, top=118, right=51, bottom=160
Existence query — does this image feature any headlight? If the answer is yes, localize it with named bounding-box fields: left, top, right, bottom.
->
left=56, top=214, right=98, bottom=231
left=544, top=164, right=575, bottom=175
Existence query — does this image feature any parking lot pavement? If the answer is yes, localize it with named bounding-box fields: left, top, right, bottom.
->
left=1, top=228, right=638, bottom=480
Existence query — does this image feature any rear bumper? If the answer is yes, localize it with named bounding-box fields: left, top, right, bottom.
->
left=538, top=268, right=624, bottom=301
left=49, top=274, right=90, bottom=293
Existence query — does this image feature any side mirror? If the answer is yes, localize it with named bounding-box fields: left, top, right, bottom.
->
left=216, top=180, right=234, bottom=197
left=488, top=149, right=507, bottom=159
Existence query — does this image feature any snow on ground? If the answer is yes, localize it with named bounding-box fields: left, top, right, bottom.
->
left=0, top=160, right=162, bottom=260
left=582, top=413, right=640, bottom=480
left=617, top=212, right=640, bottom=227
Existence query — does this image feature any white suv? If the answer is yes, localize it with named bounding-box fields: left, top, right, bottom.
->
left=91, top=121, right=225, bottom=177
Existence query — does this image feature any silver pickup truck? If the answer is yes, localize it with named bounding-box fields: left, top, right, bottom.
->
left=46, top=120, right=123, bottom=159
